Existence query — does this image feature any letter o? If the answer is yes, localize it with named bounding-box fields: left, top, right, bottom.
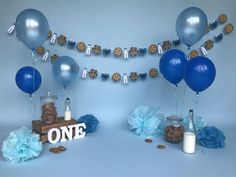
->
left=47, top=128, right=61, bottom=144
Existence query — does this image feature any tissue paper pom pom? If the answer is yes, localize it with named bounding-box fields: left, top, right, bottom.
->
left=78, top=114, right=99, bottom=133
left=197, top=126, right=225, bottom=149
left=128, top=106, right=165, bottom=139
left=1, top=127, right=43, bottom=163
left=183, top=115, right=206, bottom=133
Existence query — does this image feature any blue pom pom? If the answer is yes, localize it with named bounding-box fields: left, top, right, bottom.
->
left=102, top=48, right=111, bottom=56
left=1, top=127, right=43, bottom=163
left=139, top=72, right=147, bottom=80
left=101, top=73, right=110, bottom=80
left=183, top=115, right=206, bottom=133
left=138, top=48, right=147, bottom=55
left=78, top=114, right=99, bottom=133
left=67, top=40, right=76, bottom=49
left=128, top=106, right=165, bottom=139
left=197, top=126, right=225, bottom=149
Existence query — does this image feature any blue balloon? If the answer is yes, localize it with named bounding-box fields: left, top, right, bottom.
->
left=184, top=56, right=216, bottom=93
left=15, top=66, right=42, bottom=95
left=15, top=9, right=49, bottom=50
left=159, top=49, right=188, bottom=86
left=176, top=7, right=208, bottom=48
left=52, top=56, right=79, bottom=88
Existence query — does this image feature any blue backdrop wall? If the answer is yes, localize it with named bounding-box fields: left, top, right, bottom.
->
left=0, top=0, right=235, bottom=131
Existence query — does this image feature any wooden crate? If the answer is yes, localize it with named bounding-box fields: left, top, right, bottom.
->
left=32, top=117, right=77, bottom=143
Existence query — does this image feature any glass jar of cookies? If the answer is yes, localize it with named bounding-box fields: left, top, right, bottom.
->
left=164, top=115, right=184, bottom=143
left=40, top=91, right=58, bottom=124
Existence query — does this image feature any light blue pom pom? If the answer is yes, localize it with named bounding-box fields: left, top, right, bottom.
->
left=183, top=115, right=206, bottom=133
left=1, top=127, right=43, bottom=163
left=128, top=106, right=165, bottom=139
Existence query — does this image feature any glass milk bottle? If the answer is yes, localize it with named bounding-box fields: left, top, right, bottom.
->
left=64, top=98, right=71, bottom=121
left=183, top=109, right=196, bottom=153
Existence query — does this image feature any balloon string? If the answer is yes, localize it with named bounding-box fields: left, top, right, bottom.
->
left=187, top=47, right=191, bottom=60
left=31, top=50, right=36, bottom=119
left=62, top=87, right=67, bottom=100
left=181, top=83, right=187, bottom=117
left=29, top=94, right=36, bottom=119
left=174, top=86, right=178, bottom=115
left=194, top=93, right=199, bottom=116
left=31, top=51, right=37, bottom=66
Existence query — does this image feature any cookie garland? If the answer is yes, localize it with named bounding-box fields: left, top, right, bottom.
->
left=25, top=14, right=230, bottom=61
left=7, top=13, right=233, bottom=61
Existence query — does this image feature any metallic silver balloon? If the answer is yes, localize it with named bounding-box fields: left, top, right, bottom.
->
left=15, top=9, right=49, bottom=50
left=176, top=7, right=208, bottom=48
left=52, top=56, right=79, bottom=88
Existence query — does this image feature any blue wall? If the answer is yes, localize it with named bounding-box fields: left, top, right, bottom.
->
left=0, top=0, right=235, bottom=130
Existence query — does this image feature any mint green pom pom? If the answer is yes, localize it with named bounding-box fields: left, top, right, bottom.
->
left=1, top=127, right=43, bottom=163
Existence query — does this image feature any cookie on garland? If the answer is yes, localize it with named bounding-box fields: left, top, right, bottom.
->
left=89, top=69, right=98, bottom=79
left=218, top=14, right=227, bottom=24
left=113, top=47, right=122, bottom=57
left=51, top=54, right=59, bottom=63
left=129, top=72, right=138, bottom=81
left=57, top=35, right=67, bottom=45
left=162, top=40, right=172, bottom=50
left=77, top=42, right=86, bottom=52
left=92, top=45, right=101, bottom=55
left=189, top=50, right=199, bottom=59
left=129, top=47, right=138, bottom=57
left=36, top=46, right=45, bottom=55
left=204, top=39, right=214, bottom=50
left=224, top=23, right=234, bottom=34
left=149, top=68, right=158, bottom=78
left=148, top=44, right=158, bottom=54
left=112, top=73, right=121, bottom=82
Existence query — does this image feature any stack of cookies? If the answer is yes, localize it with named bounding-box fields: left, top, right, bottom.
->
left=41, top=102, right=57, bottom=124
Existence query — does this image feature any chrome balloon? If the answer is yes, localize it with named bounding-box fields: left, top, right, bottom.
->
left=15, top=9, right=49, bottom=50
left=176, top=7, right=208, bottom=48
left=52, top=56, right=79, bottom=88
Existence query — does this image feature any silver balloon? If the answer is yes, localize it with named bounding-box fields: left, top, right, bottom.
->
left=15, top=9, right=49, bottom=50
left=176, top=7, right=208, bottom=48
left=52, top=56, right=79, bottom=88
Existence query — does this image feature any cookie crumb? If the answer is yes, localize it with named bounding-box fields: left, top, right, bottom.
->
left=145, top=139, right=153, bottom=143
left=157, top=144, right=166, bottom=149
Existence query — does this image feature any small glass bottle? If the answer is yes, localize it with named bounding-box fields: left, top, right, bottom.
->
left=64, top=98, right=71, bottom=121
left=183, top=109, right=196, bottom=153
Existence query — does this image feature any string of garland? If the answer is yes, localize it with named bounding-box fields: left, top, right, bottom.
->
left=7, top=13, right=234, bottom=84
left=28, top=13, right=233, bottom=62
left=79, top=67, right=159, bottom=83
